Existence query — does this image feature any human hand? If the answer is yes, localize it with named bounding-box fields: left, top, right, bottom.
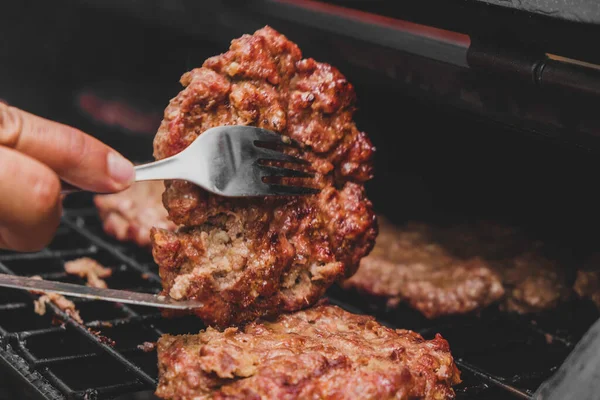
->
left=0, top=103, right=135, bottom=251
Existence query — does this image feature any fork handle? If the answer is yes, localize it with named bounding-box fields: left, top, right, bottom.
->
left=60, top=157, right=181, bottom=195
left=133, top=157, right=181, bottom=182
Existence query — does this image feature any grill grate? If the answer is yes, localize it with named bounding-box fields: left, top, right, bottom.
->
left=0, top=194, right=595, bottom=400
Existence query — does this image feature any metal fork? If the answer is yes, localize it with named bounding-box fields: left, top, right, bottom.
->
left=60, top=126, right=318, bottom=197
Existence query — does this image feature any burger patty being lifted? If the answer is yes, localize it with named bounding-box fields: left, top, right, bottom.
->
left=150, top=26, right=377, bottom=328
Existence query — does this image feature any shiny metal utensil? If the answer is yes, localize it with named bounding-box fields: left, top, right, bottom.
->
left=61, top=125, right=318, bottom=197
left=0, top=273, right=203, bottom=309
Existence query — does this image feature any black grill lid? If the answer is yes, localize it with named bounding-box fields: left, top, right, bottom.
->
left=475, top=0, right=600, bottom=25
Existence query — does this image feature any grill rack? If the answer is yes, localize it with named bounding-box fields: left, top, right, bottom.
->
left=0, top=194, right=596, bottom=400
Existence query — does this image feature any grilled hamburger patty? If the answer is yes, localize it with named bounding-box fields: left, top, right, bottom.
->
left=343, top=219, right=505, bottom=318
left=344, top=218, right=571, bottom=317
left=150, top=26, right=377, bottom=327
left=94, top=181, right=176, bottom=247
left=155, top=304, right=461, bottom=400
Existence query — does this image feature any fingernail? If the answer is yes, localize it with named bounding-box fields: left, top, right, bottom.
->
left=107, top=152, right=134, bottom=187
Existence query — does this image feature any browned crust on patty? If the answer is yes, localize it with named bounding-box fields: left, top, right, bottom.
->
left=155, top=304, right=461, bottom=400
left=150, top=26, right=376, bottom=327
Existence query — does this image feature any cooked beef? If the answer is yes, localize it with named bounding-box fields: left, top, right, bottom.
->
left=150, top=26, right=376, bottom=327
left=155, top=304, right=461, bottom=400
left=94, top=181, right=176, bottom=247
left=574, top=254, right=600, bottom=309
left=138, top=341, right=157, bottom=352
left=344, top=218, right=571, bottom=317
left=343, top=218, right=505, bottom=318
left=64, top=257, right=112, bottom=289
left=443, top=221, right=572, bottom=313
left=31, top=276, right=83, bottom=324
left=495, top=251, right=571, bottom=313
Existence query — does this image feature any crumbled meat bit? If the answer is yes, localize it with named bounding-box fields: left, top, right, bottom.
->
left=88, top=329, right=116, bottom=347
left=64, top=257, right=113, bottom=289
left=344, top=218, right=571, bottom=317
left=31, top=276, right=84, bottom=324
left=138, top=342, right=157, bottom=352
left=94, top=181, right=177, bottom=247
left=151, top=26, right=376, bottom=327
left=155, top=304, right=461, bottom=400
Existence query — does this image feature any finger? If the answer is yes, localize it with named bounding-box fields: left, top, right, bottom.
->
left=0, top=104, right=134, bottom=193
left=0, top=146, right=62, bottom=252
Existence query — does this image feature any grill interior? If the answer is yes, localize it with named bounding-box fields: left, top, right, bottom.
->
left=2, top=3, right=600, bottom=399
left=0, top=192, right=598, bottom=400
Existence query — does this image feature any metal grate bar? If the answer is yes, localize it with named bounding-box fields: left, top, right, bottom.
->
left=18, top=327, right=65, bottom=339
left=0, top=205, right=590, bottom=399
left=0, top=345, right=66, bottom=400
left=63, top=216, right=161, bottom=284
left=0, top=302, right=28, bottom=311
left=0, top=248, right=158, bottom=394
left=74, top=381, right=146, bottom=398
left=0, top=248, right=97, bottom=262
left=31, top=346, right=149, bottom=368
left=456, top=360, right=532, bottom=399
left=85, top=313, right=161, bottom=329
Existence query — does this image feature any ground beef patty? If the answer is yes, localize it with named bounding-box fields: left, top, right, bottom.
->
left=155, top=304, right=461, bottom=400
left=344, top=218, right=571, bottom=317
left=343, top=218, right=505, bottom=318
left=150, top=26, right=377, bottom=327
left=95, top=181, right=176, bottom=247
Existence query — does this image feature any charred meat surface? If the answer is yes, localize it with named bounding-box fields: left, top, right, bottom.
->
left=155, top=304, right=461, bottom=400
left=64, top=257, right=112, bottom=289
left=94, top=181, right=176, bottom=247
left=344, top=218, right=571, bottom=317
left=151, top=26, right=377, bottom=327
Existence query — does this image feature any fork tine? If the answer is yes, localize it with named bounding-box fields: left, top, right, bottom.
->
left=257, top=164, right=314, bottom=178
left=254, top=147, right=309, bottom=165
left=248, top=128, right=289, bottom=144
